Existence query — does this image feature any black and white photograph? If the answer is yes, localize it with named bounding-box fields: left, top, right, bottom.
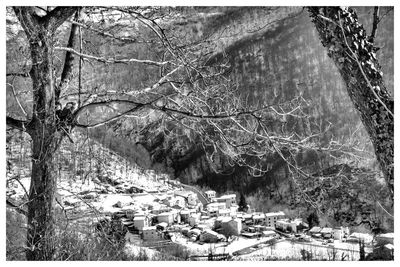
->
left=4, top=2, right=396, bottom=261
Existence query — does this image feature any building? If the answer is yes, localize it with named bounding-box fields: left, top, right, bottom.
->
left=347, top=232, right=374, bottom=244
left=157, top=212, right=174, bottom=225
left=167, top=196, right=186, bottom=208
left=265, top=211, right=285, bottom=228
left=262, top=230, right=277, bottom=238
left=332, top=227, right=344, bottom=240
left=205, top=190, right=216, bottom=202
left=215, top=194, right=237, bottom=208
left=133, top=216, right=149, bottom=231
left=276, top=219, right=298, bottom=233
left=320, top=227, right=333, bottom=239
left=142, top=226, right=162, bottom=241
left=252, top=213, right=265, bottom=225
left=218, top=208, right=231, bottom=217
left=309, top=226, right=322, bottom=238
left=174, top=190, right=198, bottom=207
left=206, top=202, right=226, bottom=217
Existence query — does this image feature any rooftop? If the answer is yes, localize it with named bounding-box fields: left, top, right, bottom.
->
left=265, top=211, right=285, bottom=217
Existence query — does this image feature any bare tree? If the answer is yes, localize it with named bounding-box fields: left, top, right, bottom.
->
left=6, top=6, right=300, bottom=259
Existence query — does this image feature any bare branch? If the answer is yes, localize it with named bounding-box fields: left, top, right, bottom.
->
left=6, top=199, right=27, bottom=216
left=75, top=103, right=145, bottom=128
left=125, top=65, right=183, bottom=96
left=57, top=10, right=80, bottom=100
left=54, top=46, right=170, bottom=67
left=369, top=6, right=379, bottom=43
left=69, top=20, right=156, bottom=44
left=6, top=72, right=30, bottom=78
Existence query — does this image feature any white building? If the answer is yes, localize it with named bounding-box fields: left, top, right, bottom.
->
left=265, top=211, right=285, bottom=228
left=174, top=190, right=198, bottom=206
left=157, top=212, right=174, bottom=225
left=332, top=227, right=344, bottom=240
left=276, top=219, right=298, bottom=233
left=215, top=194, right=237, bottom=208
left=205, top=190, right=216, bottom=202
left=347, top=232, right=374, bottom=244
left=133, top=216, right=149, bottom=231
left=252, top=213, right=265, bottom=225
left=206, top=202, right=226, bottom=217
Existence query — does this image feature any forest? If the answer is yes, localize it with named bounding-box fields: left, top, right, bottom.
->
left=5, top=6, right=394, bottom=261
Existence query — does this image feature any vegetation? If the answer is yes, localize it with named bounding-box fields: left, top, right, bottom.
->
left=6, top=6, right=393, bottom=260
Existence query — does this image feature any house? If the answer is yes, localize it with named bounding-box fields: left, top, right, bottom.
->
left=174, top=190, right=198, bottom=207
left=242, top=214, right=253, bottom=225
left=347, top=232, right=374, bottom=244
left=265, top=211, right=285, bottom=228
left=309, top=226, right=322, bottom=237
left=206, top=202, right=226, bottom=217
left=215, top=194, right=237, bottom=208
left=133, top=216, right=149, bottom=231
left=142, top=226, right=162, bottom=241
left=157, top=212, right=174, bottom=225
left=332, top=227, right=344, bottom=240
left=205, top=190, right=216, bottom=202
left=262, top=230, right=277, bottom=238
left=252, top=213, right=265, bottom=225
left=276, top=219, right=297, bottom=233
left=320, top=227, right=333, bottom=239
left=218, top=208, right=231, bottom=217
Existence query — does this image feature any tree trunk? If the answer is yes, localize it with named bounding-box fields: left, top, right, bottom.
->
left=11, top=7, right=78, bottom=260
left=26, top=131, right=62, bottom=260
left=18, top=10, right=61, bottom=260
left=308, top=7, right=394, bottom=201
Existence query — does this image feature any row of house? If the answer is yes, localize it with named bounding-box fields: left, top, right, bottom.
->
left=309, top=226, right=351, bottom=241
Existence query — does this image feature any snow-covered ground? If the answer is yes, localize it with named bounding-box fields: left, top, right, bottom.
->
left=236, top=239, right=370, bottom=260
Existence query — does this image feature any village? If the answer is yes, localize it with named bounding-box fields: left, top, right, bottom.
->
left=72, top=173, right=394, bottom=260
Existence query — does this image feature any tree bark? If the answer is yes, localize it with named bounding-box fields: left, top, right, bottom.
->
left=308, top=7, right=394, bottom=201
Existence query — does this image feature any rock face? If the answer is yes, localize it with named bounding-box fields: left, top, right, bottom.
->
left=125, top=7, right=393, bottom=184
